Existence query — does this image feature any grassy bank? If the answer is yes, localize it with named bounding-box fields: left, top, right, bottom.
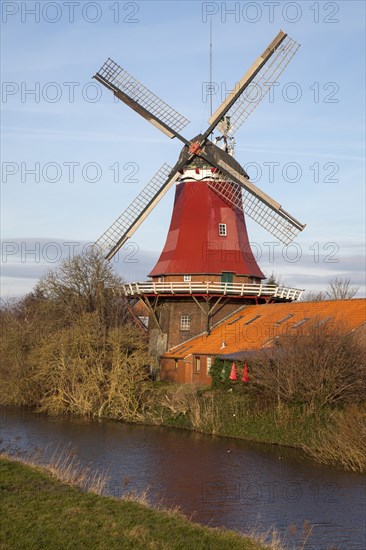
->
left=0, top=457, right=270, bottom=550
left=140, top=383, right=366, bottom=472
left=154, top=384, right=324, bottom=447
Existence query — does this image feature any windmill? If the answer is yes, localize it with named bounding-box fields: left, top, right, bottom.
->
left=93, top=30, right=305, bottom=354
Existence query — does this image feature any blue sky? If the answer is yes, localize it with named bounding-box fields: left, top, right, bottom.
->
left=1, top=0, right=365, bottom=298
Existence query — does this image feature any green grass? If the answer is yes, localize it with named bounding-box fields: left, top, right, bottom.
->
left=146, top=384, right=330, bottom=450
left=203, top=392, right=330, bottom=448
left=0, top=458, right=266, bottom=550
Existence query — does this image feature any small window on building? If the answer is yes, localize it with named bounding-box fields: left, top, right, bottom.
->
left=180, top=315, right=190, bottom=331
left=244, top=315, right=261, bottom=326
left=184, top=275, right=191, bottom=282
left=195, top=356, right=201, bottom=373
left=313, top=316, right=332, bottom=328
left=228, top=315, right=244, bottom=326
left=174, top=359, right=178, bottom=371
left=219, top=223, right=227, bottom=236
left=158, top=276, right=164, bottom=282
left=292, top=317, right=310, bottom=329
left=275, top=314, right=294, bottom=326
left=206, top=356, right=212, bottom=375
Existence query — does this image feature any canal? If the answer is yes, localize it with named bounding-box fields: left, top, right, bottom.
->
left=0, top=407, right=365, bottom=549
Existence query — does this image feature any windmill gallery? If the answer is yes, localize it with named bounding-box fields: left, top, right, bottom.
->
left=92, top=30, right=364, bottom=383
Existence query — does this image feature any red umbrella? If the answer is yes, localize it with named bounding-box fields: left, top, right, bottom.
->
left=242, top=363, right=249, bottom=383
left=229, top=361, right=237, bottom=381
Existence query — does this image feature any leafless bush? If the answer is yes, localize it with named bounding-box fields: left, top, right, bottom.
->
left=35, top=248, right=129, bottom=327
left=26, top=314, right=150, bottom=420
left=252, top=324, right=365, bottom=408
left=325, top=277, right=359, bottom=300
left=0, top=250, right=150, bottom=420
left=305, top=405, right=366, bottom=472
left=301, top=277, right=359, bottom=302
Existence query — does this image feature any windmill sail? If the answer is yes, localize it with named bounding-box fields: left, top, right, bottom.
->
left=220, top=36, right=300, bottom=136
left=95, top=163, right=180, bottom=260
left=94, top=59, right=190, bottom=141
left=93, top=30, right=306, bottom=256
left=204, top=31, right=299, bottom=138
left=200, top=143, right=305, bottom=244
left=207, top=172, right=304, bottom=245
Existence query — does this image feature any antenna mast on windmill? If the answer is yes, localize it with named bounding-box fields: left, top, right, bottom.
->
left=93, top=30, right=305, bottom=355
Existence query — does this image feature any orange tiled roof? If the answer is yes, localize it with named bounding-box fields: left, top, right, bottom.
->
left=163, top=299, right=366, bottom=358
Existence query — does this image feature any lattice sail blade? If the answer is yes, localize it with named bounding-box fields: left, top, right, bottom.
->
left=207, top=179, right=243, bottom=210
left=95, top=163, right=179, bottom=260
left=94, top=59, right=190, bottom=140
left=204, top=31, right=299, bottom=138
left=240, top=188, right=303, bottom=244
left=207, top=172, right=305, bottom=245
left=223, top=36, right=300, bottom=135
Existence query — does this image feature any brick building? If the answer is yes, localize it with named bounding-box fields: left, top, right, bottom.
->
left=159, top=298, right=366, bottom=385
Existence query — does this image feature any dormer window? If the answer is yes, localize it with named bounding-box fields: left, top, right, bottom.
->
left=219, top=223, right=227, bottom=236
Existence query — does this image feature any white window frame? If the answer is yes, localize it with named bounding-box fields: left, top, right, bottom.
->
left=183, top=275, right=191, bottom=282
left=219, top=223, right=227, bottom=236
left=206, top=356, right=212, bottom=375
left=180, top=315, right=190, bottom=331
left=195, top=356, right=201, bottom=373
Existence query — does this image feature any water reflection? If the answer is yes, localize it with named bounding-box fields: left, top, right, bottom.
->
left=1, top=406, right=365, bottom=549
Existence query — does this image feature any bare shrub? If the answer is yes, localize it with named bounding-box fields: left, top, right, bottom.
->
left=35, top=248, right=129, bottom=327
left=97, top=326, right=151, bottom=421
left=0, top=250, right=150, bottom=419
left=24, top=313, right=150, bottom=420
left=305, top=405, right=366, bottom=472
left=252, top=324, right=365, bottom=408
left=0, top=254, right=123, bottom=406
left=301, top=290, right=326, bottom=302
left=325, top=277, right=359, bottom=300
left=301, top=277, right=358, bottom=302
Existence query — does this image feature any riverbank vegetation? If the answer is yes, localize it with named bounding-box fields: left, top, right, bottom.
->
left=1, top=456, right=271, bottom=550
left=1, top=251, right=365, bottom=472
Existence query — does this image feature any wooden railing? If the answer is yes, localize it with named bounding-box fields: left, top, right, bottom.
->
left=121, top=282, right=304, bottom=301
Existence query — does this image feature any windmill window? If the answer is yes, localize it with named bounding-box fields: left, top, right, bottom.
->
left=219, top=223, right=227, bottom=236
left=195, top=356, right=201, bottom=373
left=244, top=315, right=261, bottom=326
left=180, top=315, right=190, bottom=331
left=292, top=318, right=310, bottom=329
left=206, top=356, right=212, bottom=375
left=183, top=275, right=191, bottom=282
left=275, top=314, right=294, bottom=326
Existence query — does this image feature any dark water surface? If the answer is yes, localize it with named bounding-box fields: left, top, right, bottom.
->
left=1, top=406, right=365, bottom=549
